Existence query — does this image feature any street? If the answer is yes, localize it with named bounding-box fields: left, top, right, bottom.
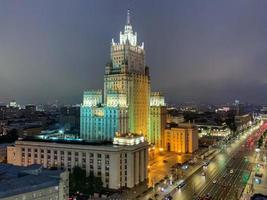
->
left=166, top=123, right=264, bottom=200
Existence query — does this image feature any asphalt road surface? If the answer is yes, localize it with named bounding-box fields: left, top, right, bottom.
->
left=168, top=127, right=259, bottom=200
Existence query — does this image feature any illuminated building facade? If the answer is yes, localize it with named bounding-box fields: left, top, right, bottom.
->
left=80, top=10, right=150, bottom=141
left=163, top=123, right=198, bottom=153
left=149, top=92, right=166, bottom=147
left=7, top=135, right=148, bottom=189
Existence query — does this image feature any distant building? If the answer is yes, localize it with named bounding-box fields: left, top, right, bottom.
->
left=0, top=163, right=68, bottom=200
left=7, top=133, right=148, bottom=189
left=60, top=106, right=80, bottom=131
left=235, top=114, right=252, bottom=132
left=149, top=92, right=166, bottom=147
left=25, top=104, right=36, bottom=113
left=163, top=123, right=198, bottom=153
left=166, top=107, right=184, bottom=124
left=9, top=100, right=17, bottom=108
left=196, top=124, right=231, bottom=138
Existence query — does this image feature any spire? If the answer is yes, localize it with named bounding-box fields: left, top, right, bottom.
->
left=119, top=9, right=138, bottom=46
left=127, top=9, right=130, bottom=25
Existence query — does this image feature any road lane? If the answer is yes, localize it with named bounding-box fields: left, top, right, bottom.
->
left=169, top=125, right=260, bottom=200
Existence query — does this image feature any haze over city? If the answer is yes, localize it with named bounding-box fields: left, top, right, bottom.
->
left=1, top=0, right=267, bottom=104
left=1, top=1, right=267, bottom=200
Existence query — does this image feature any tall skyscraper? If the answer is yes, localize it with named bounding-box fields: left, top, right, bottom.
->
left=105, top=9, right=150, bottom=137
left=80, top=10, right=150, bottom=141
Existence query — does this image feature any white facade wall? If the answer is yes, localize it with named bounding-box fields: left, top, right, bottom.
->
left=1, top=186, right=60, bottom=200
left=7, top=140, right=149, bottom=189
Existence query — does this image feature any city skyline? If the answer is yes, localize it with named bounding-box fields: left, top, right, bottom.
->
left=1, top=0, right=267, bottom=105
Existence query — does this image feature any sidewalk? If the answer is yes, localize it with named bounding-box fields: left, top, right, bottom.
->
left=109, top=148, right=218, bottom=200
left=240, top=149, right=267, bottom=200
left=140, top=149, right=220, bottom=200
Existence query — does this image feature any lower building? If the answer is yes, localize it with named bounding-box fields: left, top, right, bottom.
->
left=0, top=143, right=10, bottom=162
left=196, top=124, right=231, bottom=138
left=7, top=134, right=148, bottom=189
left=235, top=113, right=252, bottom=132
left=0, top=163, right=68, bottom=200
left=149, top=92, right=166, bottom=147
left=163, top=123, right=198, bottom=153
left=80, top=90, right=129, bottom=141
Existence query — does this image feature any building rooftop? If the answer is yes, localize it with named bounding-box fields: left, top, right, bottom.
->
left=19, top=136, right=113, bottom=146
left=166, top=122, right=196, bottom=129
left=0, top=163, right=64, bottom=198
left=113, top=133, right=145, bottom=146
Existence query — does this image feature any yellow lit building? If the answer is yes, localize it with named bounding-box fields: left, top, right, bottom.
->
left=149, top=92, right=166, bottom=147
left=163, top=123, right=198, bottom=153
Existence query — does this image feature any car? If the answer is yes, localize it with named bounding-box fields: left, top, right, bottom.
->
left=212, top=179, right=217, bottom=184
left=163, top=160, right=168, bottom=163
left=203, top=160, right=210, bottom=166
left=255, top=173, right=263, bottom=178
left=164, top=196, right=173, bottom=200
left=230, top=169, right=234, bottom=174
left=223, top=174, right=227, bottom=178
left=177, top=181, right=186, bottom=189
left=181, top=164, right=189, bottom=170
left=201, top=172, right=206, bottom=176
left=205, top=193, right=212, bottom=200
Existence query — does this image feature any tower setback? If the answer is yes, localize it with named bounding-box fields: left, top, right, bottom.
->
left=80, top=10, right=164, bottom=144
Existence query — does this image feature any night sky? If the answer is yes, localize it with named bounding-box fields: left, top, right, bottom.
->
left=0, top=0, right=267, bottom=105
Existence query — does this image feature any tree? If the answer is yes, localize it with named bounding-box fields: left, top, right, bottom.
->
left=69, top=166, right=103, bottom=196
left=0, top=129, right=18, bottom=144
left=257, top=136, right=264, bottom=148
left=225, top=112, right=237, bottom=134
